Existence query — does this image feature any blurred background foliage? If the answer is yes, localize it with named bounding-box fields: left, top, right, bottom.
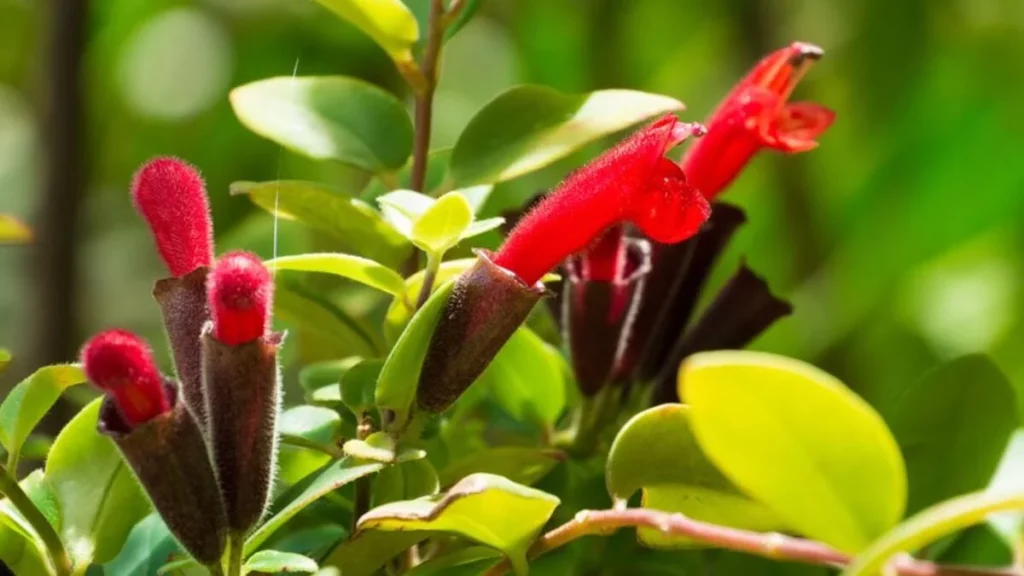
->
left=2, top=0, right=1024, bottom=429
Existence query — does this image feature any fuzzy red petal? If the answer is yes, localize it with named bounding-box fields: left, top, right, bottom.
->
left=81, top=330, right=169, bottom=426
left=207, top=251, right=273, bottom=346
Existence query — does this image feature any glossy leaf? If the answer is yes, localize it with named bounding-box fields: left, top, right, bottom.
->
left=682, top=351, right=906, bottom=552
left=279, top=405, right=342, bottom=445
left=231, top=180, right=407, bottom=266
left=0, top=471, right=54, bottom=576
left=358, top=473, right=560, bottom=575
left=461, top=217, right=505, bottom=240
left=0, top=214, right=31, bottom=244
left=299, top=357, right=362, bottom=392
left=892, top=355, right=1019, bottom=516
left=340, top=359, right=383, bottom=417
left=323, top=529, right=428, bottom=576
left=267, top=253, right=405, bottom=296
left=274, top=282, right=379, bottom=357
left=0, top=364, right=85, bottom=464
left=104, top=514, right=182, bottom=576
left=476, top=328, right=566, bottom=427
left=438, top=447, right=564, bottom=489
left=411, top=192, right=473, bottom=255
left=842, top=491, right=1024, bottom=576
left=377, top=279, right=456, bottom=432
left=450, top=85, right=684, bottom=186
left=373, top=458, right=439, bottom=507
left=403, top=546, right=502, bottom=576
left=244, top=457, right=385, bottom=555
left=313, top=0, right=418, bottom=61
left=244, top=550, right=318, bottom=574
left=45, top=399, right=150, bottom=565
left=377, top=189, right=436, bottom=237
left=230, top=77, right=413, bottom=173
left=607, top=405, right=784, bottom=548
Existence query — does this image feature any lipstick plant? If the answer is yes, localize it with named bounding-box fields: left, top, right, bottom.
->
left=2, top=5, right=1022, bottom=576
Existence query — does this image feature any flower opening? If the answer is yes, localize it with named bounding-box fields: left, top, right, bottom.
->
left=207, top=251, right=273, bottom=346
left=82, top=329, right=170, bottom=427
left=681, top=41, right=835, bottom=200
left=493, top=115, right=710, bottom=285
left=132, top=157, right=214, bottom=277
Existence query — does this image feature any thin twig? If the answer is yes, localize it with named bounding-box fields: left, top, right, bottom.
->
left=483, top=508, right=1021, bottom=576
left=441, top=0, right=468, bottom=27
left=414, top=253, right=440, bottom=310
left=0, top=464, right=73, bottom=576
left=409, top=0, right=446, bottom=192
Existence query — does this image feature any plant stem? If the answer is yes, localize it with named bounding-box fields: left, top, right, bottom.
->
left=352, top=414, right=374, bottom=533
left=410, top=0, right=446, bottom=193
left=0, top=464, right=72, bottom=576
left=226, top=533, right=244, bottom=576
left=7, top=449, right=19, bottom=476
left=415, top=252, right=441, bottom=309
left=482, top=508, right=1019, bottom=576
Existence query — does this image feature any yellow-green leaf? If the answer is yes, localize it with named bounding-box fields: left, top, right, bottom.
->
left=410, top=192, right=473, bottom=255
left=313, top=0, right=418, bottom=62
left=682, top=351, right=906, bottom=552
left=267, top=253, right=405, bottom=296
left=0, top=364, right=86, bottom=466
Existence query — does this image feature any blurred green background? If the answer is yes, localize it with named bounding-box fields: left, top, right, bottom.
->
left=2, top=0, right=1024, bottom=424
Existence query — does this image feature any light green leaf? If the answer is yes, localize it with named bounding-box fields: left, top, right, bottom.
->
left=607, top=405, right=785, bottom=548
left=0, top=364, right=86, bottom=465
left=244, top=457, right=385, bottom=555
left=403, top=546, right=501, bottom=576
left=377, top=189, right=436, bottom=238
left=411, top=192, right=473, bottom=255
left=104, top=514, right=182, bottom=576
left=231, top=180, right=407, bottom=267
left=450, top=85, right=684, bottom=186
left=0, top=214, right=32, bottom=244
left=313, top=0, right=418, bottom=62
left=892, top=355, right=1019, bottom=516
left=230, top=77, right=413, bottom=173
left=340, top=359, right=383, bottom=417
left=461, top=217, right=505, bottom=240
left=475, top=328, right=566, bottom=427
left=842, top=491, right=1024, bottom=576
left=299, top=357, right=363, bottom=392
left=377, top=280, right=456, bottom=432
left=244, top=550, right=318, bottom=574
left=274, top=282, right=379, bottom=357
left=682, top=351, right=906, bottom=553
left=0, top=471, right=55, bottom=576
left=267, top=253, right=405, bottom=296
left=0, top=349, right=10, bottom=376
left=279, top=406, right=342, bottom=445
left=358, top=473, right=560, bottom=575
left=322, top=530, right=428, bottom=576
left=373, top=458, right=439, bottom=507
left=343, top=431, right=425, bottom=463
left=438, top=447, right=564, bottom=489
left=45, top=399, right=151, bottom=566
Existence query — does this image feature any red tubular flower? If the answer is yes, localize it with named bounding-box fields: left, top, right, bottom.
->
left=82, top=330, right=170, bottom=427
left=207, top=251, right=273, bottom=346
left=494, top=115, right=711, bottom=285
left=132, top=157, right=214, bottom=277
left=681, top=41, right=835, bottom=200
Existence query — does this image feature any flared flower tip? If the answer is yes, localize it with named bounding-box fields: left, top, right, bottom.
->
left=82, top=330, right=170, bottom=427
left=131, top=157, right=214, bottom=277
left=207, top=251, right=273, bottom=346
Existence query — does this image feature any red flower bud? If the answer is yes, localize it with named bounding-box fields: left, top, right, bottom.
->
left=682, top=42, right=835, bottom=200
left=131, top=157, right=214, bottom=277
left=494, top=115, right=710, bottom=285
left=82, top=330, right=170, bottom=427
left=207, top=251, right=273, bottom=346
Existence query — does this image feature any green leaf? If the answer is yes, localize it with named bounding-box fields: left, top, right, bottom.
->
left=323, top=530, right=428, bottom=576
left=299, top=357, right=363, bottom=392
left=104, top=514, right=182, bottom=576
left=450, top=85, right=684, bottom=186
left=682, top=351, right=906, bottom=553
left=377, top=280, right=456, bottom=432
left=340, top=359, right=383, bottom=417
left=274, top=281, right=379, bottom=357
left=312, top=0, right=418, bottom=62
left=244, top=457, right=385, bottom=556
left=461, top=217, right=505, bottom=240
left=358, top=473, right=560, bottom=575
left=411, top=192, right=474, bottom=255
left=231, top=180, right=407, bottom=267
left=892, top=355, right=1019, bottom=516
left=378, top=189, right=437, bottom=237
left=0, top=214, right=32, bottom=244
left=267, top=253, right=405, bottom=296
left=230, top=77, right=414, bottom=173
left=279, top=406, right=342, bottom=445
left=438, top=447, right=564, bottom=489
left=384, top=259, right=475, bottom=344
left=0, top=349, right=11, bottom=376
left=244, top=550, right=318, bottom=574
left=475, top=328, right=566, bottom=427
left=0, top=364, right=86, bottom=465
left=343, top=431, right=425, bottom=464
left=363, top=149, right=453, bottom=200
left=842, top=491, right=1024, bottom=576
left=0, top=471, right=55, bottom=576
left=373, top=458, right=439, bottom=507
left=45, top=399, right=150, bottom=566
left=606, top=405, right=785, bottom=548
left=403, top=546, right=502, bottom=576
